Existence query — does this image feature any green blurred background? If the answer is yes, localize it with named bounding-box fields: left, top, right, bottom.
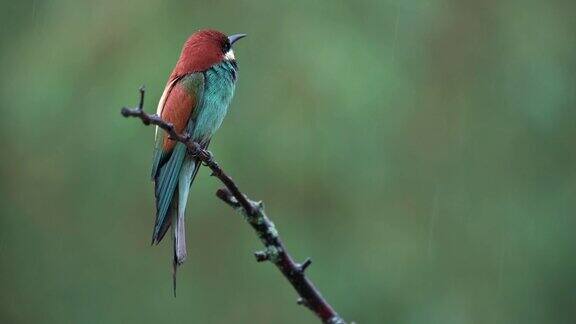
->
left=1, top=0, right=575, bottom=323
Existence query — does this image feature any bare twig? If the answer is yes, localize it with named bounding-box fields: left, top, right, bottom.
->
left=121, top=87, right=346, bottom=324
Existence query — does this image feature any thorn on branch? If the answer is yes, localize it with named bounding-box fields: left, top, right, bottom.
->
left=120, top=107, right=131, bottom=117
left=298, top=258, right=312, bottom=273
left=137, top=85, right=145, bottom=109
left=254, top=251, right=269, bottom=262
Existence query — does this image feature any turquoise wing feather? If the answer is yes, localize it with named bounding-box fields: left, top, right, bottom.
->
left=151, top=73, right=205, bottom=244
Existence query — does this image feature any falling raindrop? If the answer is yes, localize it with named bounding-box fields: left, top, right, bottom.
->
left=496, top=240, right=507, bottom=298
left=32, top=0, right=39, bottom=35
left=391, top=8, right=400, bottom=66
left=427, top=185, right=441, bottom=260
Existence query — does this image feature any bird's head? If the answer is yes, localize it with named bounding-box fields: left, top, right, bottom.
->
left=171, top=29, right=246, bottom=78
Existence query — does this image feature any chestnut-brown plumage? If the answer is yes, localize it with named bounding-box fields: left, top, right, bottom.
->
left=171, top=30, right=231, bottom=78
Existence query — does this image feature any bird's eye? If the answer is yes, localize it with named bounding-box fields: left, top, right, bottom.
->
left=222, top=41, right=231, bottom=53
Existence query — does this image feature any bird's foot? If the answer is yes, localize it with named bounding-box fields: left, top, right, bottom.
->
left=201, top=150, right=214, bottom=165
left=188, top=144, right=213, bottom=165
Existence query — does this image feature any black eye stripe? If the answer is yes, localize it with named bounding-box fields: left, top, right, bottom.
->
left=222, top=41, right=231, bottom=53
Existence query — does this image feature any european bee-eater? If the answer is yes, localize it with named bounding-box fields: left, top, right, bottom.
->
left=150, top=29, right=246, bottom=292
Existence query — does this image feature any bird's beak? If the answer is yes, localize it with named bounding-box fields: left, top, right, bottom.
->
left=228, top=34, right=247, bottom=46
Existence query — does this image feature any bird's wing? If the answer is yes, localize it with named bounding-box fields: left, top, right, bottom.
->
left=151, top=77, right=180, bottom=179
left=151, top=73, right=205, bottom=244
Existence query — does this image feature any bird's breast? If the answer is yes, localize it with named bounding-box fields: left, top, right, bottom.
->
left=192, top=61, right=237, bottom=141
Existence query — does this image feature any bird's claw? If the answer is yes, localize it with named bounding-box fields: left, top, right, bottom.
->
left=202, top=150, right=214, bottom=165
left=187, top=144, right=212, bottom=165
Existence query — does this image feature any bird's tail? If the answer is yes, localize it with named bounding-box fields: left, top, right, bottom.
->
left=172, top=157, right=200, bottom=296
left=172, top=200, right=187, bottom=297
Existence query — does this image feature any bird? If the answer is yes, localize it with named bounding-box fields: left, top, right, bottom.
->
left=150, top=29, right=246, bottom=294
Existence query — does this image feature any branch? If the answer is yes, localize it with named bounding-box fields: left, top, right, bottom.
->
left=121, top=87, right=346, bottom=324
